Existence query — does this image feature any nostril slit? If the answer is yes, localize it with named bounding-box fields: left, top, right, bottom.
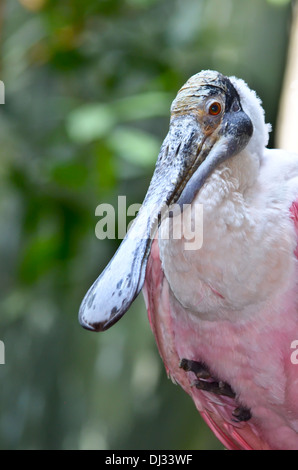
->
left=175, top=142, right=181, bottom=156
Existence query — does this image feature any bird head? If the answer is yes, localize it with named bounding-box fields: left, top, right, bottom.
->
left=79, top=70, right=260, bottom=332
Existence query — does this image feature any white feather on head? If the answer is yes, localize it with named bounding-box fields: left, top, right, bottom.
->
left=229, top=76, right=272, bottom=157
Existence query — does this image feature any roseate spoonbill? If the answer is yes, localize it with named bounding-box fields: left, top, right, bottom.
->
left=79, top=70, right=298, bottom=450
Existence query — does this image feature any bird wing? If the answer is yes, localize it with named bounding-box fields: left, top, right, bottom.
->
left=143, top=238, right=271, bottom=450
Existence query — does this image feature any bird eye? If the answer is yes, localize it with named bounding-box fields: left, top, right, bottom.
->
left=208, top=101, right=222, bottom=116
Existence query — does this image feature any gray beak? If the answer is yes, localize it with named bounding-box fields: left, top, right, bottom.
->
left=79, top=73, right=253, bottom=332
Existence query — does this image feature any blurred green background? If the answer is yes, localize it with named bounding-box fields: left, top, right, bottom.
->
left=0, top=0, right=293, bottom=450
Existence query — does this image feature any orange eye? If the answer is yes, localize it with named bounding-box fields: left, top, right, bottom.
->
left=208, top=102, right=222, bottom=116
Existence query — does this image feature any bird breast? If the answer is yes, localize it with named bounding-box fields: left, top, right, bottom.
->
left=158, top=149, right=297, bottom=322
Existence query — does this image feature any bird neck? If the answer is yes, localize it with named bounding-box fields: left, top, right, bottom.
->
left=196, top=148, right=260, bottom=225
left=159, top=145, right=294, bottom=321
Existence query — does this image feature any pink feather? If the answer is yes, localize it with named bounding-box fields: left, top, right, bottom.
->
left=143, top=197, right=298, bottom=450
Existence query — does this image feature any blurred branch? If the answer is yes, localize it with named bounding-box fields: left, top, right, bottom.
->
left=276, top=0, right=298, bottom=151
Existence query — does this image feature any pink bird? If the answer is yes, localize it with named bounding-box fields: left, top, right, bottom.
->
left=79, top=70, right=298, bottom=450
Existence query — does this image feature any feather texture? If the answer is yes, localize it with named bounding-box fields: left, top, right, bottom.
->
left=143, top=76, right=298, bottom=450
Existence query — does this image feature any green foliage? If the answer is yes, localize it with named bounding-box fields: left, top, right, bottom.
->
left=0, top=0, right=292, bottom=450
